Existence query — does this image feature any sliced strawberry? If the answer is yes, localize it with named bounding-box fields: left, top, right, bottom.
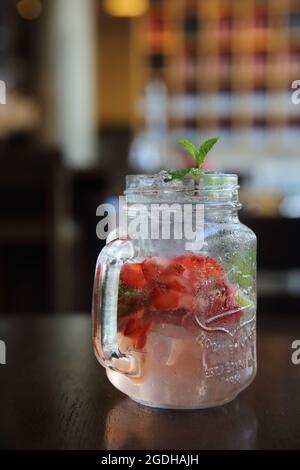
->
left=173, top=254, right=208, bottom=272
left=162, top=277, right=188, bottom=293
left=173, top=254, right=225, bottom=286
left=151, top=287, right=180, bottom=310
left=163, top=262, right=185, bottom=277
left=122, top=310, right=152, bottom=350
left=157, top=261, right=187, bottom=292
left=142, top=257, right=165, bottom=283
left=119, top=254, right=243, bottom=334
left=204, top=257, right=225, bottom=280
left=120, top=262, right=147, bottom=289
left=224, top=279, right=238, bottom=304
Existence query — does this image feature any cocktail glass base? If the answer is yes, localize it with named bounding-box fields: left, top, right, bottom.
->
left=129, top=394, right=238, bottom=410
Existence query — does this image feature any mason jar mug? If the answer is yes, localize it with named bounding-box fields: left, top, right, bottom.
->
left=92, top=173, right=257, bottom=409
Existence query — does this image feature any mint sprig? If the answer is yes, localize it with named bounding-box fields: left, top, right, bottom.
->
left=166, top=136, right=219, bottom=182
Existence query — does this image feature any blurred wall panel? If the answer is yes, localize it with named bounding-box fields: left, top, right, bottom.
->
left=43, top=0, right=98, bottom=168
left=97, top=9, right=132, bottom=126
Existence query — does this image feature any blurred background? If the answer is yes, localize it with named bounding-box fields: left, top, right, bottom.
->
left=0, top=0, right=300, bottom=315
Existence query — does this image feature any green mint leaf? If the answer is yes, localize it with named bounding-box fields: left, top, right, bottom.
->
left=165, top=168, right=192, bottom=181
left=190, top=168, right=204, bottom=176
left=165, top=168, right=205, bottom=182
left=197, top=136, right=219, bottom=167
left=167, top=136, right=220, bottom=181
left=178, top=139, right=198, bottom=162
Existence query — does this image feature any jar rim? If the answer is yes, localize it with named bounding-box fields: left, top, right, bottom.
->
left=125, top=172, right=238, bottom=194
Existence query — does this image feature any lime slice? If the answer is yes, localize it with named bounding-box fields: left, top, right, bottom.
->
left=235, top=293, right=254, bottom=310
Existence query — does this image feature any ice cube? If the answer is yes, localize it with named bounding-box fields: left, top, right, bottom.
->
left=146, top=323, right=190, bottom=366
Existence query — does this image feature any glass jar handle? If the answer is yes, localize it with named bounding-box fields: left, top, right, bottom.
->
left=93, top=239, right=139, bottom=376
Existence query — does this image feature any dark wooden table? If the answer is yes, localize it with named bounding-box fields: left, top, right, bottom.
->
left=0, top=313, right=300, bottom=450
